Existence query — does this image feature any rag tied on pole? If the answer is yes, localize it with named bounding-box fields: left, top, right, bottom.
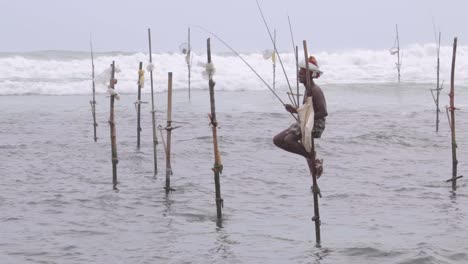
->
left=297, top=96, right=314, bottom=153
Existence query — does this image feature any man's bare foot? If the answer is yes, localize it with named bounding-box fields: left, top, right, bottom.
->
left=307, top=158, right=324, bottom=178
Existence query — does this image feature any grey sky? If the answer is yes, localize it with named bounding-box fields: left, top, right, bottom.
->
left=1, top=0, right=466, bottom=53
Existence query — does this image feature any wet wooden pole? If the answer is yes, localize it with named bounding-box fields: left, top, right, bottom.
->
left=109, top=61, right=118, bottom=189
left=207, top=38, right=224, bottom=221
left=89, top=41, right=98, bottom=142
left=136, top=62, right=143, bottom=148
left=303, top=40, right=321, bottom=244
left=296, top=46, right=300, bottom=105
left=272, top=29, right=277, bottom=91
left=430, top=32, right=442, bottom=132
left=148, top=28, right=159, bottom=176
left=164, top=72, right=174, bottom=193
left=187, top=27, right=192, bottom=100
left=446, top=37, right=463, bottom=190
left=396, top=24, right=401, bottom=83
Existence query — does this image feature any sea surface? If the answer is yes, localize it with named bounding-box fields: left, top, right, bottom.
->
left=1, top=81, right=468, bottom=263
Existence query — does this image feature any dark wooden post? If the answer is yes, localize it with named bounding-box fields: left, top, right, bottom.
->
left=90, top=41, right=98, bottom=142
left=272, top=29, right=277, bottom=91
left=136, top=62, right=143, bottom=148
left=436, top=32, right=441, bottom=132
left=430, top=32, right=442, bottom=132
left=446, top=37, right=463, bottom=190
left=148, top=28, right=158, bottom=176
left=296, top=46, right=300, bottom=105
left=303, top=40, right=321, bottom=244
left=165, top=72, right=174, bottom=193
left=187, top=27, right=192, bottom=100
left=396, top=24, right=401, bottom=83
left=109, top=61, right=118, bottom=189
left=207, top=38, right=224, bottom=221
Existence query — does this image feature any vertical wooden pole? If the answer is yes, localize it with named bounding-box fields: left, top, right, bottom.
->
left=446, top=37, right=463, bottom=190
left=207, top=38, right=224, bottom=221
left=136, top=62, right=143, bottom=148
left=148, top=28, right=158, bottom=176
left=109, top=61, right=118, bottom=189
left=272, top=29, right=276, bottom=91
left=188, top=27, right=192, bottom=100
left=436, top=32, right=441, bottom=132
left=295, top=46, right=300, bottom=106
left=303, top=40, right=321, bottom=244
left=430, top=32, right=442, bottom=132
left=396, top=24, right=401, bottom=83
left=90, top=41, right=98, bottom=142
left=165, top=72, right=173, bottom=193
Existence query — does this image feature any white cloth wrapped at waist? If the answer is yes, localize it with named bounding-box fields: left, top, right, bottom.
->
left=297, top=96, right=314, bottom=153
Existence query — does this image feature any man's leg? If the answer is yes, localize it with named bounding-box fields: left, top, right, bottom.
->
left=273, top=129, right=309, bottom=159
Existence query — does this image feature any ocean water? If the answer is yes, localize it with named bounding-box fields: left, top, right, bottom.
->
left=1, top=49, right=468, bottom=264
left=0, top=43, right=468, bottom=95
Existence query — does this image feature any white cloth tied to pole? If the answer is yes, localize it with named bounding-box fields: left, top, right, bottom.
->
left=146, top=63, right=154, bottom=72
left=138, top=70, right=145, bottom=88
left=202, top=62, right=216, bottom=80
left=107, top=88, right=121, bottom=100
left=96, top=66, right=122, bottom=86
left=297, top=96, right=315, bottom=153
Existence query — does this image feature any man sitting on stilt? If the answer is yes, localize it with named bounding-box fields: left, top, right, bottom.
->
left=273, top=56, right=327, bottom=177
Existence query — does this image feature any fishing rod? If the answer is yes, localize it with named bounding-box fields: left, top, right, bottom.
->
left=193, top=25, right=298, bottom=121
left=256, top=0, right=298, bottom=107
left=287, top=14, right=300, bottom=106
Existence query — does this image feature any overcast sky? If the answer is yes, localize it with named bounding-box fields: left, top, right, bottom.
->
left=0, top=0, right=466, bottom=53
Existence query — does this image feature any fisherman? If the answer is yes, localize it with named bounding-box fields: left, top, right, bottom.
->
left=273, top=56, right=327, bottom=177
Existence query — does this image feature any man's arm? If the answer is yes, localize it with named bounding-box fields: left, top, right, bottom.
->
left=312, top=87, right=328, bottom=119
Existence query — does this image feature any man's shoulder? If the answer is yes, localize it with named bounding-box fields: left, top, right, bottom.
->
left=312, top=84, right=324, bottom=94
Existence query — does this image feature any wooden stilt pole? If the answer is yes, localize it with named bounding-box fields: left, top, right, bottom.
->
left=109, top=61, right=118, bottom=189
left=296, top=46, right=300, bottom=106
left=136, top=62, right=143, bottom=149
left=430, top=32, right=442, bottom=132
left=396, top=24, right=401, bottom=83
left=446, top=37, right=463, bottom=190
left=206, top=38, right=224, bottom=222
left=303, top=40, right=321, bottom=245
left=187, top=27, right=192, bottom=100
left=89, top=41, right=98, bottom=142
left=164, top=72, right=174, bottom=193
left=272, top=29, right=277, bottom=91
left=148, top=28, right=159, bottom=176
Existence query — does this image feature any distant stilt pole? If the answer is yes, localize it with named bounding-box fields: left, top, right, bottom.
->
left=430, top=32, right=442, bottom=132
left=446, top=37, right=463, bottom=190
left=206, top=38, right=224, bottom=222
left=89, top=41, right=98, bottom=142
left=187, top=27, right=192, bottom=100
left=296, top=46, right=300, bottom=105
left=109, top=61, right=119, bottom=189
left=136, top=61, right=143, bottom=149
left=303, top=40, right=321, bottom=245
left=164, top=72, right=174, bottom=193
left=396, top=24, right=401, bottom=83
left=272, top=29, right=277, bottom=91
left=148, top=28, right=159, bottom=176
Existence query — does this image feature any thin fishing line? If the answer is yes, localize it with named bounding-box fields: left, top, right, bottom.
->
left=255, top=0, right=297, bottom=107
left=192, top=25, right=298, bottom=121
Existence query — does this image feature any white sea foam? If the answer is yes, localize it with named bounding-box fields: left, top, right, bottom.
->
left=0, top=43, right=466, bottom=95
